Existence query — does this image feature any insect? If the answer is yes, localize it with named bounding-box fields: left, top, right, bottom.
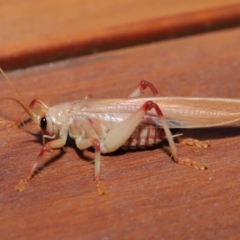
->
left=1, top=68, right=240, bottom=194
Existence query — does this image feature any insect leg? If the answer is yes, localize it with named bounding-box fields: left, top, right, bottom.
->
left=104, top=100, right=176, bottom=152
left=104, top=100, right=207, bottom=170
left=75, top=137, right=107, bottom=195
left=128, top=80, right=159, bottom=97
left=28, top=98, right=49, bottom=110
left=141, top=102, right=207, bottom=170
left=15, top=138, right=67, bottom=192
left=129, top=82, right=210, bottom=151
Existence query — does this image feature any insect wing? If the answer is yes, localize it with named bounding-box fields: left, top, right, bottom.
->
left=69, top=97, right=240, bottom=129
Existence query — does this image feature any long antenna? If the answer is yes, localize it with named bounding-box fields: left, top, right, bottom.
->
left=0, top=68, right=38, bottom=120
left=0, top=68, right=29, bottom=108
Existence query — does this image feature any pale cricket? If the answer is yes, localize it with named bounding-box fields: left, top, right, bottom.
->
left=1, top=68, right=240, bottom=194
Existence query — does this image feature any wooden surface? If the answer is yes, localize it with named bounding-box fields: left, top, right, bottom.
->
left=1, top=0, right=240, bottom=69
left=1, top=1, right=240, bottom=240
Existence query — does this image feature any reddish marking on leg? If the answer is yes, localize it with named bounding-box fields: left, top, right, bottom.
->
left=27, top=143, right=50, bottom=179
left=92, top=139, right=100, bottom=152
left=141, top=100, right=178, bottom=157
left=140, top=80, right=158, bottom=95
left=142, top=101, right=163, bottom=117
left=29, top=98, right=49, bottom=109
left=38, top=144, right=50, bottom=158
left=15, top=143, right=51, bottom=192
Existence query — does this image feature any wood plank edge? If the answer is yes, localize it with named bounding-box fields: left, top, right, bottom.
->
left=1, top=3, right=240, bottom=70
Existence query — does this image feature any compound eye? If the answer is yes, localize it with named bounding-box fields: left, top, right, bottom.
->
left=40, top=117, right=47, bottom=130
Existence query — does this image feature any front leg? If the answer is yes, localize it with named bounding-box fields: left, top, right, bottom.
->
left=15, top=138, right=67, bottom=192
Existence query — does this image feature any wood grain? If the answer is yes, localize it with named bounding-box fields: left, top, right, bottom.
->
left=1, top=0, right=240, bottom=69
left=1, top=27, right=240, bottom=239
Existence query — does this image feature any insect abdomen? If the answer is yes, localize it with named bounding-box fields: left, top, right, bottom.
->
left=122, top=124, right=165, bottom=149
